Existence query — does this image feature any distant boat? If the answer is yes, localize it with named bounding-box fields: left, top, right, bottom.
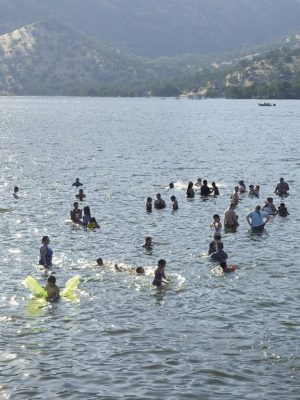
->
left=258, top=102, right=276, bottom=106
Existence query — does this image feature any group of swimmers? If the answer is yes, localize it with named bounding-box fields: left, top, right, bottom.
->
left=145, top=176, right=290, bottom=274
left=70, top=178, right=100, bottom=228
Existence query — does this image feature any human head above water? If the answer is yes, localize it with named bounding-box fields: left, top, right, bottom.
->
left=42, top=236, right=49, bottom=244
left=220, top=261, right=227, bottom=270
left=97, top=258, right=103, bottom=266
left=213, top=214, right=220, bottom=220
left=170, top=195, right=176, bottom=201
left=74, top=201, right=79, bottom=208
left=14, top=186, right=19, bottom=192
left=156, top=193, right=161, bottom=199
left=254, top=205, right=261, bottom=211
left=158, top=259, right=166, bottom=268
left=136, top=266, right=145, bottom=274
left=147, top=197, right=152, bottom=202
left=48, top=275, right=56, bottom=284
left=203, top=180, right=208, bottom=185
left=84, top=206, right=90, bottom=215
left=217, top=242, right=224, bottom=250
left=169, top=183, right=174, bottom=188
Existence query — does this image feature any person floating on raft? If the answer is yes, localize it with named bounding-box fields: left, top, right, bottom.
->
left=22, top=275, right=81, bottom=300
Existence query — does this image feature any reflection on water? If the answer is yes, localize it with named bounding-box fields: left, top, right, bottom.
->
left=0, top=97, right=299, bottom=399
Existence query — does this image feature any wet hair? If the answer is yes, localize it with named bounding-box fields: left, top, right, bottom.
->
left=79, top=189, right=83, bottom=192
left=42, top=236, right=49, bottom=243
left=156, top=193, right=161, bottom=198
left=217, top=242, right=224, bottom=250
left=212, top=182, right=216, bottom=186
left=203, top=180, right=207, bottom=185
left=186, top=181, right=194, bottom=196
left=136, top=267, right=144, bottom=274
left=147, top=197, right=152, bottom=202
left=83, top=206, right=91, bottom=216
left=158, top=259, right=166, bottom=267
left=239, top=180, right=245, bottom=186
left=97, top=258, right=103, bottom=265
left=280, top=203, right=286, bottom=207
left=209, top=241, right=216, bottom=249
left=74, top=201, right=78, bottom=207
left=169, top=183, right=174, bottom=188
left=14, top=186, right=19, bottom=191
left=213, top=214, right=220, bottom=219
left=220, top=261, right=227, bottom=270
left=171, top=195, right=176, bottom=201
left=48, top=276, right=56, bottom=284
left=90, top=217, right=96, bottom=223
left=145, top=236, right=152, bottom=242
left=267, top=197, right=273, bottom=203
left=249, top=185, right=254, bottom=188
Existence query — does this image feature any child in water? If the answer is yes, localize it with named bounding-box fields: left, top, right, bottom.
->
left=278, top=203, right=290, bottom=216
left=82, top=206, right=91, bottom=227
left=44, top=276, right=60, bottom=300
left=220, top=261, right=235, bottom=274
left=142, top=236, right=153, bottom=250
left=171, top=195, right=178, bottom=210
left=152, top=259, right=170, bottom=287
left=87, top=217, right=100, bottom=229
left=114, top=264, right=145, bottom=274
left=208, top=241, right=217, bottom=255
left=12, top=186, right=19, bottom=198
left=211, top=214, right=222, bottom=240
left=146, top=197, right=152, bottom=212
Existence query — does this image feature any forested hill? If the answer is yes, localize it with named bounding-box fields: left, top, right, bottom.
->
left=0, top=0, right=300, bottom=57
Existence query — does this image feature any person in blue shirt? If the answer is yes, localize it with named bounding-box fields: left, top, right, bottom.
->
left=72, top=178, right=83, bottom=187
left=246, top=205, right=270, bottom=230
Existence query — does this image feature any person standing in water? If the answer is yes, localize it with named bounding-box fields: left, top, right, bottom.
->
left=72, top=178, right=83, bottom=187
left=154, top=193, right=166, bottom=209
left=186, top=181, right=195, bottom=198
left=231, top=186, right=240, bottom=204
left=246, top=205, right=270, bottom=230
left=200, top=180, right=211, bottom=196
left=12, top=187, right=19, bottom=198
left=171, top=195, right=178, bottom=210
left=153, top=259, right=170, bottom=287
left=70, top=202, right=82, bottom=223
left=146, top=197, right=152, bottom=212
left=211, top=182, right=220, bottom=196
left=274, top=177, right=289, bottom=195
left=224, top=203, right=239, bottom=228
left=39, top=236, right=53, bottom=267
left=212, top=214, right=222, bottom=241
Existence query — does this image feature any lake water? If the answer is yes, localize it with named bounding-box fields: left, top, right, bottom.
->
left=0, top=97, right=299, bottom=399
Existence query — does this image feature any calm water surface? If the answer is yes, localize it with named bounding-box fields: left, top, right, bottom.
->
left=0, top=97, right=299, bottom=399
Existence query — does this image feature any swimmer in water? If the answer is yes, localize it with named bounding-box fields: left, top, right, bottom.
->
left=72, top=178, right=83, bottom=187
left=152, top=259, right=170, bottom=286
left=211, top=182, right=220, bottom=196
left=88, top=217, right=100, bottom=229
left=146, top=197, right=152, bottom=212
left=154, top=193, right=166, bottom=209
left=142, top=236, right=153, bottom=250
left=171, top=195, right=178, bottom=210
left=224, top=203, right=239, bottom=228
left=208, top=241, right=217, bottom=255
left=75, top=189, right=86, bottom=201
left=239, top=180, right=246, bottom=193
left=97, top=258, right=104, bottom=266
left=230, top=186, right=240, bottom=204
left=212, top=214, right=222, bottom=240
left=82, top=206, right=91, bottom=227
left=219, top=261, right=235, bottom=273
left=278, top=203, right=290, bottom=216
left=39, top=236, right=53, bottom=267
left=70, top=201, right=82, bottom=223
left=248, top=185, right=258, bottom=196
left=195, top=178, right=202, bottom=187
left=114, top=264, right=145, bottom=274
left=169, top=182, right=174, bottom=189
left=200, top=180, right=211, bottom=196
left=186, top=181, right=195, bottom=198
left=44, top=276, right=60, bottom=300
left=12, top=186, right=19, bottom=198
